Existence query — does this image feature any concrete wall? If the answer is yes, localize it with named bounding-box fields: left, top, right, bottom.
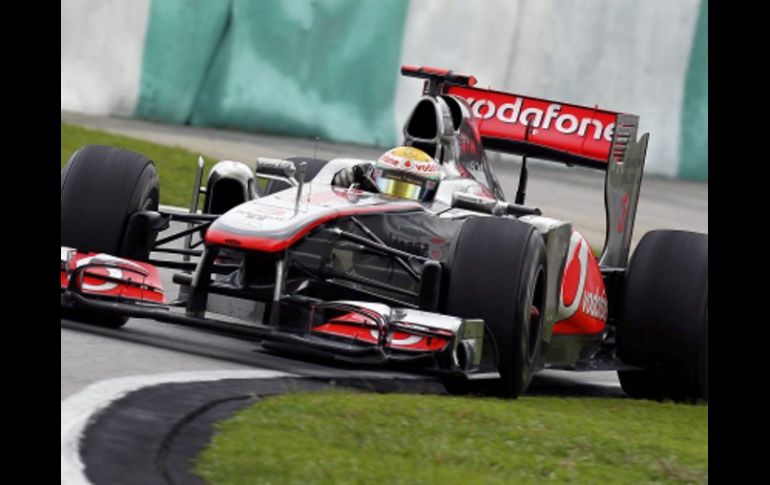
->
left=395, top=0, right=705, bottom=179
left=61, top=0, right=707, bottom=180
left=60, top=0, right=150, bottom=116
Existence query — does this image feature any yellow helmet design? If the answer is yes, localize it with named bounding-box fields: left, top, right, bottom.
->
left=374, top=147, right=441, bottom=202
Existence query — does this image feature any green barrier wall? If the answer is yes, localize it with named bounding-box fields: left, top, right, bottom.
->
left=127, top=0, right=707, bottom=180
left=679, top=0, right=708, bottom=181
left=135, top=0, right=231, bottom=123
left=136, top=0, right=409, bottom=147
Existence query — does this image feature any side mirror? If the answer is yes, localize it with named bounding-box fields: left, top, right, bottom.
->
left=451, top=192, right=541, bottom=217
left=255, top=157, right=297, bottom=179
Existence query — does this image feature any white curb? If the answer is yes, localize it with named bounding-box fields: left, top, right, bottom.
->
left=61, top=369, right=293, bottom=485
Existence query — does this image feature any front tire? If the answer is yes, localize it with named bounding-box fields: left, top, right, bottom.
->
left=442, top=217, right=547, bottom=398
left=616, top=230, right=708, bottom=402
left=61, top=145, right=159, bottom=257
left=61, top=145, right=159, bottom=328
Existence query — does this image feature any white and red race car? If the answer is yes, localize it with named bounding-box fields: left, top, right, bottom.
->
left=61, top=66, right=707, bottom=401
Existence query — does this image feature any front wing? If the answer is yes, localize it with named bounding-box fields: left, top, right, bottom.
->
left=61, top=247, right=498, bottom=380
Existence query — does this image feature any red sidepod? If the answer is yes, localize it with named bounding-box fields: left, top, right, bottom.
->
left=553, top=231, right=608, bottom=335
left=61, top=251, right=165, bottom=304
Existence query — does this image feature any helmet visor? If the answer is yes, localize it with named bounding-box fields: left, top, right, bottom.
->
left=376, top=176, right=424, bottom=201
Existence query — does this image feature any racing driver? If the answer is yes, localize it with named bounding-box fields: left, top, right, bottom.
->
left=332, top=146, right=441, bottom=203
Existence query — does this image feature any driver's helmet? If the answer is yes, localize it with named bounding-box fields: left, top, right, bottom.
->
left=373, top=146, right=441, bottom=202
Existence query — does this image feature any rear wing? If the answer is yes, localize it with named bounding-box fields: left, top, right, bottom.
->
left=447, top=85, right=620, bottom=170
left=401, top=65, right=649, bottom=268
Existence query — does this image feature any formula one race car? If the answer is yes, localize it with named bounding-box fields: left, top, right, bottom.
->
left=61, top=65, right=708, bottom=401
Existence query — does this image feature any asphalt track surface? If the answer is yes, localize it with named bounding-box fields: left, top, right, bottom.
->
left=61, top=111, right=706, bottom=400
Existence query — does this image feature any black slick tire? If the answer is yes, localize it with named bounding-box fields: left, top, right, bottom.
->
left=61, top=145, right=160, bottom=328
left=616, top=230, right=708, bottom=402
left=442, top=217, right=547, bottom=398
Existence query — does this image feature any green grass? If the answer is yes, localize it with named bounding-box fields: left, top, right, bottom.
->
left=61, top=122, right=217, bottom=207
left=195, top=391, right=707, bottom=484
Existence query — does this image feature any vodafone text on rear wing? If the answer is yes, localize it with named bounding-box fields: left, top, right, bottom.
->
left=401, top=65, right=649, bottom=268
left=447, top=85, right=621, bottom=170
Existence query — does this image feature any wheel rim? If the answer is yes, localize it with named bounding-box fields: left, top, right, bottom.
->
left=526, top=266, right=546, bottom=364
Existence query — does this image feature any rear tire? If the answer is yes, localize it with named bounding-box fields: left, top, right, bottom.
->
left=617, top=230, right=708, bottom=402
left=442, top=217, right=547, bottom=398
left=61, top=145, right=160, bottom=328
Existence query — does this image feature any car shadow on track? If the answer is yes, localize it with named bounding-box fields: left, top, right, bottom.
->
left=527, top=372, right=625, bottom=398
left=62, top=318, right=626, bottom=399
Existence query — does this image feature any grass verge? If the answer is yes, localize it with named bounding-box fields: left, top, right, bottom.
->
left=61, top=122, right=216, bottom=207
left=195, top=391, right=707, bottom=484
